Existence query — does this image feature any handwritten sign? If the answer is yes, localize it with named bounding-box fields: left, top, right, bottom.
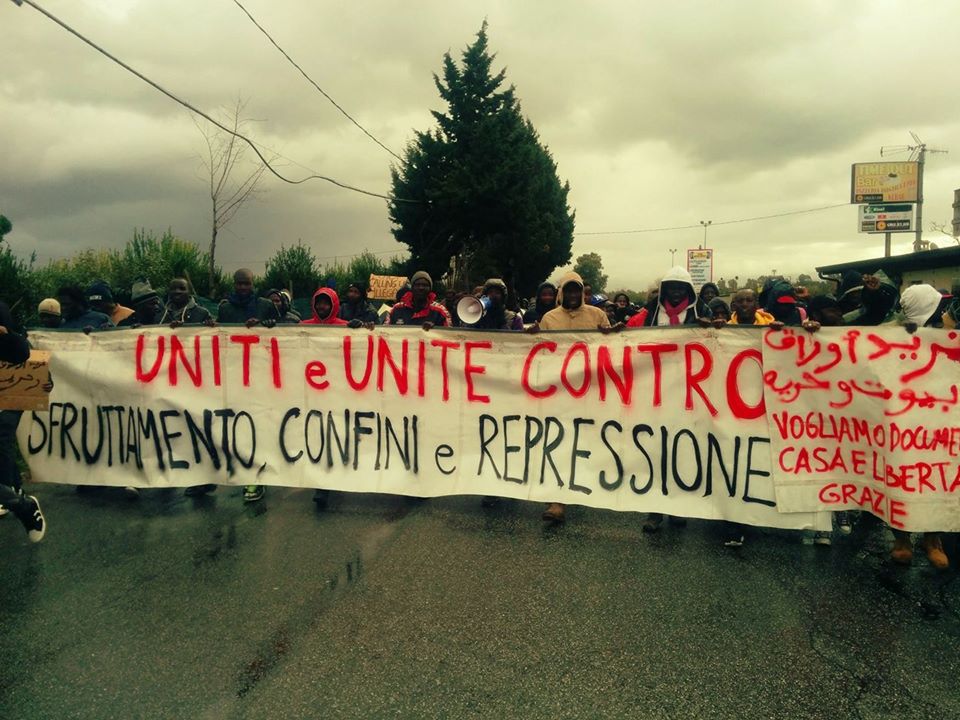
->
left=368, top=274, right=408, bottom=300
left=19, top=327, right=834, bottom=530
left=762, top=327, right=960, bottom=532
left=0, top=350, right=50, bottom=411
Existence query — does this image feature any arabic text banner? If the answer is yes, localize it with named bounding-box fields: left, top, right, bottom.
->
left=763, top=326, right=960, bottom=532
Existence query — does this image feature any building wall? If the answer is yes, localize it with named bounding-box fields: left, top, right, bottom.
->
left=901, top=265, right=960, bottom=293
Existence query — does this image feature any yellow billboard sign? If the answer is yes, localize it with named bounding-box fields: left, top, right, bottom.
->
left=850, top=162, right=919, bottom=203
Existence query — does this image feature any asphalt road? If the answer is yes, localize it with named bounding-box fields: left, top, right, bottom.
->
left=1, top=483, right=958, bottom=720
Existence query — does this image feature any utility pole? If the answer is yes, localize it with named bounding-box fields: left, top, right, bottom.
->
left=669, top=248, right=677, bottom=266
left=880, top=133, right=948, bottom=253
left=699, top=220, right=712, bottom=250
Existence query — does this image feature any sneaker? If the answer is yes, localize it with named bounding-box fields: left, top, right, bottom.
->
left=15, top=495, right=45, bottom=543
left=723, top=535, right=745, bottom=548
left=836, top=512, right=852, bottom=535
left=123, top=486, right=140, bottom=499
left=813, top=532, right=832, bottom=546
left=542, top=503, right=565, bottom=522
left=642, top=513, right=663, bottom=533
left=243, top=485, right=264, bottom=503
left=921, top=533, right=949, bottom=570
left=0, top=505, right=8, bottom=518
left=184, top=484, right=216, bottom=497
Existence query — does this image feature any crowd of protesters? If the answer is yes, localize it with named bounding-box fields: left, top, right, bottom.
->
left=1, top=263, right=956, bottom=573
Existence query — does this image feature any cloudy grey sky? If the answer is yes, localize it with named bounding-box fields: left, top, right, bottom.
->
left=3, top=0, right=960, bottom=292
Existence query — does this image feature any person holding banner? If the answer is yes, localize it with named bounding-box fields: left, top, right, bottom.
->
left=117, top=280, right=163, bottom=328
left=217, top=269, right=280, bottom=327
left=468, top=279, right=523, bottom=331
left=641, top=267, right=711, bottom=328
left=338, top=283, right=378, bottom=325
left=301, top=287, right=348, bottom=326
left=0, top=301, right=45, bottom=542
left=385, top=272, right=451, bottom=329
left=161, top=278, right=214, bottom=327
left=533, top=271, right=612, bottom=523
left=522, top=282, right=557, bottom=324
left=641, top=267, right=710, bottom=532
left=887, top=284, right=951, bottom=569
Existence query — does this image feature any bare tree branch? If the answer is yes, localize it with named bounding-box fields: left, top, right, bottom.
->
left=194, top=96, right=273, bottom=289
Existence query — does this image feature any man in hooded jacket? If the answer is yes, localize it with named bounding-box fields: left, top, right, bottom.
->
left=642, top=267, right=712, bottom=327
left=301, top=287, right=348, bottom=326
left=641, top=267, right=709, bottom=531
left=472, top=279, right=524, bottom=331
left=535, top=272, right=612, bottom=522
left=523, top=282, right=557, bottom=324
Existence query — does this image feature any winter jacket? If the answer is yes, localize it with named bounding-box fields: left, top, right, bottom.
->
left=643, top=266, right=711, bottom=326
left=338, top=299, right=378, bottom=324
left=160, top=299, right=212, bottom=326
left=522, top=282, right=558, bottom=324
left=385, top=291, right=451, bottom=327
left=539, top=272, right=610, bottom=331
left=217, top=293, right=279, bottom=324
left=60, top=309, right=114, bottom=330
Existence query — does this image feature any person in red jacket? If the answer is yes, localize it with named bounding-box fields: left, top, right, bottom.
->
left=301, top=287, right=348, bottom=326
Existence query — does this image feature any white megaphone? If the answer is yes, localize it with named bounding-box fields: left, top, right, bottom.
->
left=457, top=295, right=492, bottom=325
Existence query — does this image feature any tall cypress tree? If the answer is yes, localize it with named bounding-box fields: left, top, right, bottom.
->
left=388, top=24, right=574, bottom=297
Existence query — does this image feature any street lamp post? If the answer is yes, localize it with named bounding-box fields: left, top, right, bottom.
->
left=669, top=248, right=677, bottom=266
left=699, top=220, right=712, bottom=249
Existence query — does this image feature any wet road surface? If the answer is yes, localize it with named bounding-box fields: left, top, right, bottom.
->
left=1, top=483, right=958, bottom=719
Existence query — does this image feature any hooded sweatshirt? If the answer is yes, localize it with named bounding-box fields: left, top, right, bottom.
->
left=523, top=282, right=558, bottom=323
left=301, top=287, right=348, bottom=325
left=539, top=272, right=610, bottom=330
left=898, top=284, right=944, bottom=327
left=643, top=266, right=710, bottom=326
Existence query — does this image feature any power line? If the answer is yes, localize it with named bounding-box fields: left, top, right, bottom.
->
left=229, top=0, right=403, bottom=163
left=575, top=202, right=850, bottom=236
left=11, top=0, right=415, bottom=203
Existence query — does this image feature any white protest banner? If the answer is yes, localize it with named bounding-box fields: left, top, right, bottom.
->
left=762, top=326, right=960, bottom=532
left=20, top=327, right=835, bottom=529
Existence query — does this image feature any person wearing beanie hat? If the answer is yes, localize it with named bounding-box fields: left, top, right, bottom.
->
left=523, top=282, right=557, bottom=324
left=37, top=298, right=62, bottom=328
left=117, top=279, right=163, bottom=327
left=87, top=280, right=134, bottom=326
left=338, top=282, right=377, bottom=325
left=385, top=271, right=450, bottom=328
